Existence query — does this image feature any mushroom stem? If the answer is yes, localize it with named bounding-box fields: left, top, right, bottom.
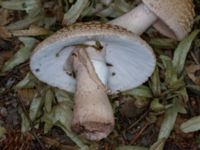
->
left=71, top=47, right=114, bottom=141
left=110, top=3, right=157, bottom=35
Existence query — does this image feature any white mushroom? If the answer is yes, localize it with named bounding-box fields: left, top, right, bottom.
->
left=110, top=0, right=195, bottom=40
left=30, top=22, right=156, bottom=140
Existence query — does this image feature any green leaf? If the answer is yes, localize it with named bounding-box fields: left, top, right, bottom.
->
left=42, top=101, right=89, bottom=149
left=0, top=0, right=28, bottom=11
left=44, top=88, right=54, bottom=113
left=0, top=0, right=42, bottom=16
left=113, top=0, right=132, bottom=13
left=59, top=125, right=89, bottom=150
left=160, top=55, right=178, bottom=87
left=158, top=99, right=178, bottom=139
left=7, top=15, right=43, bottom=30
left=55, top=89, right=73, bottom=106
left=63, top=0, right=90, bottom=24
left=168, top=79, right=185, bottom=91
left=180, top=116, right=200, bottom=133
left=22, top=0, right=42, bottom=17
left=116, top=146, right=148, bottom=150
left=173, top=30, right=200, bottom=75
left=149, top=66, right=161, bottom=96
left=18, top=107, right=31, bottom=132
left=150, top=98, right=165, bottom=112
left=15, top=72, right=38, bottom=89
left=96, top=5, right=121, bottom=18
left=2, top=37, right=38, bottom=72
left=97, top=0, right=132, bottom=18
left=42, top=102, right=72, bottom=132
left=29, top=95, right=44, bottom=121
left=123, top=85, right=153, bottom=98
left=0, top=127, right=6, bottom=139
left=150, top=138, right=166, bottom=150
left=149, top=38, right=177, bottom=49
left=175, top=98, right=187, bottom=114
left=175, top=87, right=188, bottom=103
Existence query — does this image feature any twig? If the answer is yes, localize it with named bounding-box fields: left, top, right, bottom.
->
left=130, top=122, right=149, bottom=144
left=128, top=110, right=149, bottom=130
left=190, top=51, right=199, bottom=65
left=16, top=97, right=47, bottom=150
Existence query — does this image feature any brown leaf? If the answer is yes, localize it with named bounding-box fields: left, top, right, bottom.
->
left=186, top=64, right=200, bottom=85
left=44, top=1, right=64, bottom=22
left=0, top=50, right=13, bottom=67
left=0, top=26, right=12, bottom=39
left=0, top=8, right=13, bottom=26
left=11, top=25, right=49, bottom=37
left=16, top=88, right=36, bottom=106
left=119, top=96, right=145, bottom=118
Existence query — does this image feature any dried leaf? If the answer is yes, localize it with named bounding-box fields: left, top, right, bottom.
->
left=44, top=88, right=54, bottom=113
left=16, top=88, right=36, bottom=106
left=0, top=50, right=13, bottom=69
left=15, top=72, right=38, bottom=89
left=0, top=0, right=29, bottom=11
left=0, top=126, right=6, bottom=139
left=18, top=107, right=31, bottom=132
left=113, top=0, right=132, bottom=13
left=0, top=8, right=13, bottom=26
left=11, top=25, right=49, bottom=37
left=0, top=0, right=42, bottom=17
left=96, top=5, right=121, bottom=18
left=62, top=0, right=90, bottom=25
left=42, top=101, right=88, bottom=149
left=173, top=30, right=200, bottom=75
left=55, top=89, right=73, bottom=105
left=0, top=26, right=12, bottom=39
left=59, top=125, right=89, bottom=150
left=116, top=146, right=148, bottom=150
left=101, top=0, right=112, bottom=5
left=38, top=17, right=56, bottom=29
left=2, top=37, right=38, bottom=72
left=180, top=116, right=200, bottom=133
left=42, top=102, right=72, bottom=132
left=29, top=95, right=44, bottom=121
left=7, top=15, right=43, bottom=30
left=186, top=64, right=200, bottom=84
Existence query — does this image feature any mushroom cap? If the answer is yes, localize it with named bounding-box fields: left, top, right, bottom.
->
left=143, top=0, right=195, bottom=40
left=30, top=22, right=156, bottom=93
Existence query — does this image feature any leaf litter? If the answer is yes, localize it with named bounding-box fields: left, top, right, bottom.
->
left=0, top=0, right=200, bottom=149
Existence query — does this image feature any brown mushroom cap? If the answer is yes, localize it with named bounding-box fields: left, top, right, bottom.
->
left=143, top=0, right=195, bottom=40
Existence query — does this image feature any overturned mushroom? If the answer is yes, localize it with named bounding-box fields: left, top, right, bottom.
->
left=110, top=0, right=195, bottom=40
left=30, top=22, right=156, bottom=140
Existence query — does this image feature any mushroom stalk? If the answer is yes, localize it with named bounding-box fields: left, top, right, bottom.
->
left=71, top=47, right=114, bottom=141
left=110, top=3, right=157, bottom=35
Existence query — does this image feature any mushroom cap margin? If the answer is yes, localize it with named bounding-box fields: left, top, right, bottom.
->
left=30, top=22, right=156, bottom=93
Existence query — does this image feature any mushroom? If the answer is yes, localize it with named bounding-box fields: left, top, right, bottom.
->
left=30, top=22, right=156, bottom=140
left=110, top=0, right=195, bottom=40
